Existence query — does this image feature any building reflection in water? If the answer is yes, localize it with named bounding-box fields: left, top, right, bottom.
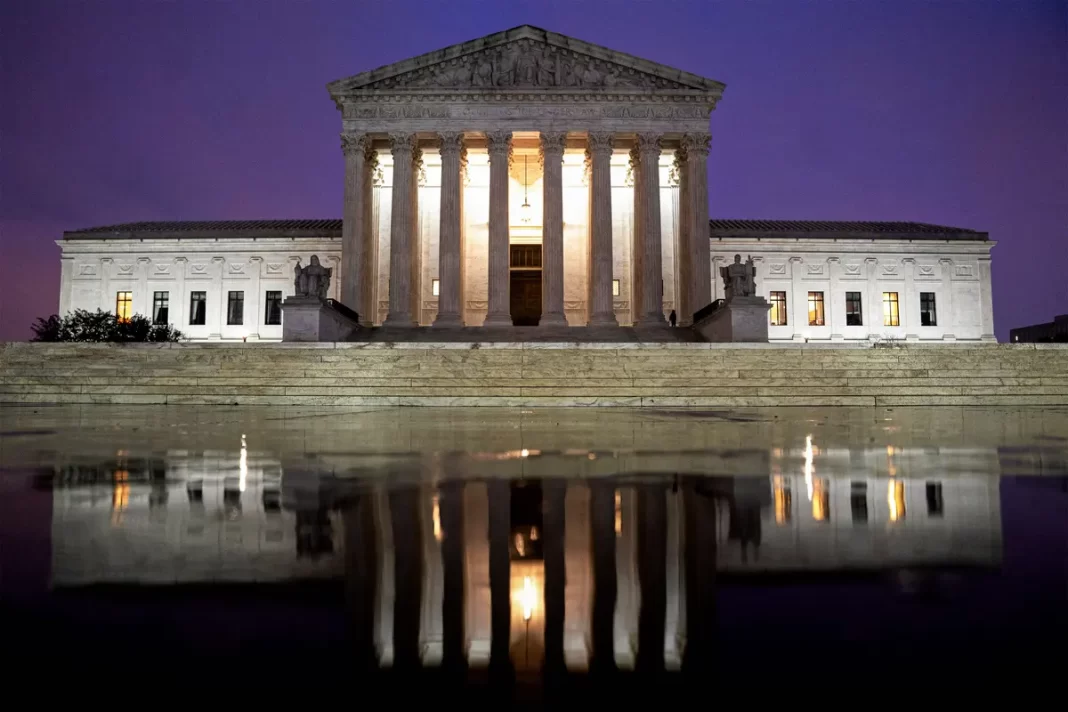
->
left=45, top=440, right=1004, bottom=678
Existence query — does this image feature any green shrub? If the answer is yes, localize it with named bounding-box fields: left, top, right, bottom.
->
left=31, top=310, right=184, bottom=343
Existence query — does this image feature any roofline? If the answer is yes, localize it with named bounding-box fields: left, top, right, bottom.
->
left=62, top=229, right=342, bottom=241
left=710, top=230, right=991, bottom=241
left=326, top=24, right=725, bottom=97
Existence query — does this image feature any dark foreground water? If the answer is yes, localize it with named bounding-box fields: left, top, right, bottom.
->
left=1, top=406, right=1065, bottom=700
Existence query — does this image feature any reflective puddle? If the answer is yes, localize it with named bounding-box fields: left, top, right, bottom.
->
left=1, top=406, right=1065, bottom=697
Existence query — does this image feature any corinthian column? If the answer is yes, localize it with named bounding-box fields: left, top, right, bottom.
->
left=636, top=133, right=666, bottom=326
left=587, top=132, right=618, bottom=326
left=681, top=132, right=712, bottom=314
left=539, top=132, right=567, bottom=326
left=340, top=132, right=376, bottom=322
left=384, top=133, right=417, bottom=327
left=483, top=130, right=513, bottom=327
left=433, top=133, right=465, bottom=327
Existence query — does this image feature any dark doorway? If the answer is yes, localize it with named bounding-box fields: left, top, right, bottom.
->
left=509, top=244, right=542, bottom=326
left=510, top=271, right=542, bottom=326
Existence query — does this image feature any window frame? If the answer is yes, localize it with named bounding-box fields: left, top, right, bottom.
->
left=189, top=291, right=207, bottom=326
left=115, top=291, right=133, bottom=323
left=882, top=291, right=900, bottom=327
left=264, top=290, right=283, bottom=326
left=845, top=291, right=863, bottom=326
left=920, top=292, right=937, bottom=326
left=807, top=291, right=825, bottom=326
left=769, top=291, right=788, bottom=326
left=151, top=291, right=169, bottom=326
left=227, top=291, right=244, bottom=326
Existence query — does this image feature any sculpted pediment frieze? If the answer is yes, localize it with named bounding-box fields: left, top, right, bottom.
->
left=366, top=39, right=689, bottom=92
left=329, top=26, right=724, bottom=101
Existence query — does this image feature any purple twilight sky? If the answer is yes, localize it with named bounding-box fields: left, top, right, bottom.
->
left=1, top=0, right=1065, bottom=342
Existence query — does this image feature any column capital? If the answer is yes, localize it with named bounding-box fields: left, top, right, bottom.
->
left=938, top=257, right=954, bottom=265
left=587, top=131, right=615, bottom=157
left=864, top=257, right=879, bottom=264
left=901, top=257, right=916, bottom=265
left=388, top=133, right=416, bottom=156
left=789, top=256, right=804, bottom=264
left=539, top=131, right=566, bottom=157
left=438, top=132, right=465, bottom=157
left=680, top=132, right=712, bottom=156
left=827, top=256, right=841, bottom=264
left=341, top=131, right=374, bottom=157
left=636, top=133, right=663, bottom=156
left=485, top=130, right=513, bottom=154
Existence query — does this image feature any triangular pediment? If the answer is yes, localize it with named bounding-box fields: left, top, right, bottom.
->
left=327, top=25, right=724, bottom=96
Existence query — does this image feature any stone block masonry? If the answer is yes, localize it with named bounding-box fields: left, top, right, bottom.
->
left=2, top=342, right=1067, bottom=408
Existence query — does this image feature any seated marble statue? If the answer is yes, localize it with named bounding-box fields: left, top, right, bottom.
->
left=294, top=255, right=332, bottom=300
left=720, top=254, right=757, bottom=300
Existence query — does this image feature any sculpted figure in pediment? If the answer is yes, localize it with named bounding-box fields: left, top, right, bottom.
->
left=514, top=46, right=537, bottom=86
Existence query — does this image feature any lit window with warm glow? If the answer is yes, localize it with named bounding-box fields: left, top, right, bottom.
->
left=773, top=475, right=792, bottom=525
left=888, top=480, right=906, bottom=521
left=770, top=291, right=787, bottom=326
left=612, top=279, right=620, bottom=297
left=614, top=489, right=622, bottom=536
left=812, top=478, right=830, bottom=522
left=432, top=494, right=442, bottom=541
left=115, top=291, right=133, bottom=322
left=807, top=291, right=825, bottom=326
left=519, top=575, right=537, bottom=621
left=882, top=292, right=900, bottom=327
left=432, top=279, right=440, bottom=297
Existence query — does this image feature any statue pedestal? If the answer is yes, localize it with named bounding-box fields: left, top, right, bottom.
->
left=693, top=296, right=771, bottom=343
left=281, top=297, right=360, bottom=342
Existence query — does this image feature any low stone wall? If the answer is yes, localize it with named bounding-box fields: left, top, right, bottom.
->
left=2, top=341, right=1067, bottom=407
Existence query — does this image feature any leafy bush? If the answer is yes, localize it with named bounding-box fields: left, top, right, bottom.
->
left=31, top=310, right=184, bottom=342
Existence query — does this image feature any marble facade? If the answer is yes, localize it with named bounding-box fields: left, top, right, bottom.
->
left=53, top=26, right=997, bottom=341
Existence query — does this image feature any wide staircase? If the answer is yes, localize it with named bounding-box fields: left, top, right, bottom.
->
left=2, top=342, right=1067, bottom=407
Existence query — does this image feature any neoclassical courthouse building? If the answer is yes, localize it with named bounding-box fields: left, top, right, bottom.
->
left=57, top=26, right=996, bottom=342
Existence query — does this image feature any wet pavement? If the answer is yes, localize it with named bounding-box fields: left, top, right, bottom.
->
left=1, top=405, right=1065, bottom=700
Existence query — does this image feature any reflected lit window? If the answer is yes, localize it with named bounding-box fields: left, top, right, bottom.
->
left=770, top=291, right=787, bottom=326
left=846, top=291, right=863, bottom=326
left=807, top=291, right=825, bottom=326
left=152, top=291, right=169, bottom=325
left=850, top=481, right=868, bottom=523
left=115, top=291, right=133, bottom=323
left=812, top=478, right=830, bottom=522
left=926, top=482, right=944, bottom=517
left=773, top=475, right=792, bottom=525
left=882, top=292, right=900, bottom=327
left=888, top=480, right=906, bottom=521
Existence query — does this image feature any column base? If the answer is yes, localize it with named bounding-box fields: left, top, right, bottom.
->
left=589, top=312, right=618, bottom=327
left=383, top=312, right=418, bottom=328
left=482, top=312, right=513, bottom=328
left=539, top=312, right=568, bottom=327
left=431, top=313, right=464, bottom=328
left=981, top=333, right=997, bottom=342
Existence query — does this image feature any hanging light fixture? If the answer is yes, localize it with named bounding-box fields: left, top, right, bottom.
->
left=520, top=154, right=532, bottom=224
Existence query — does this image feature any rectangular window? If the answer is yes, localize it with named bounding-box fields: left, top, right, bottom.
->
left=152, top=292, right=169, bottom=325
left=612, top=279, right=620, bottom=297
left=882, top=291, right=900, bottom=327
left=189, top=292, right=206, bottom=326
left=227, top=291, right=244, bottom=326
left=850, top=481, right=868, bottom=524
left=926, top=482, right=944, bottom=517
left=431, top=279, right=440, bottom=297
left=769, top=291, right=787, bottom=326
left=807, top=291, right=825, bottom=326
left=846, top=292, right=863, bottom=326
left=115, top=291, right=133, bottom=323
left=920, top=292, right=937, bottom=326
left=265, top=291, right=282, bottom=326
